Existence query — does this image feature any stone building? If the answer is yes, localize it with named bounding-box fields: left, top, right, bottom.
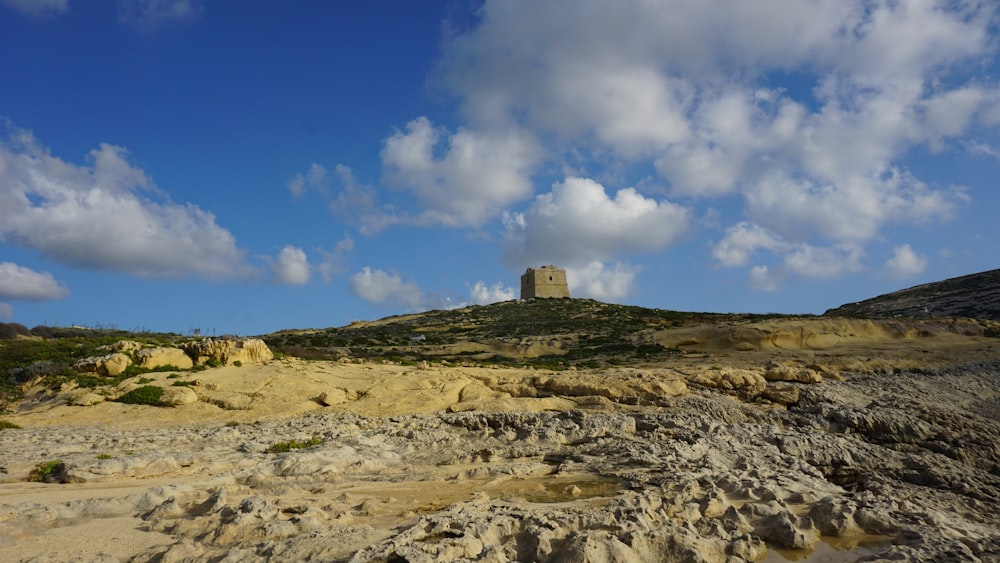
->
left=520, top=265, right=570, bottom=299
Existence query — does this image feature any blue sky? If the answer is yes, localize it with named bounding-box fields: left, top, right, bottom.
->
left=1, top=0, right=999, bottom=335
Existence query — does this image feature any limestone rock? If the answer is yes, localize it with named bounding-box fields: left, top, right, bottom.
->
left=764, top=363, right=822, bottom=383
left=317, top=389, right=351, bottom=406
left=102, top=340, right=144, bottom=353
left=73, top=353, right=133, bottom=377
left=761, top=383, right=800, bottom=405
left=69, top=391, right=106, bottom=406
left=161, top=386, right=199, bottom=406
left=688, top=368, right=766, bottom=399
left=183, top=338, right=273, bottom=366
left=135, top=347, right=194, bottom=370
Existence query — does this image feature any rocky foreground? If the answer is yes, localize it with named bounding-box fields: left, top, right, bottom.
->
left=1, top=319, right=999, bottom=562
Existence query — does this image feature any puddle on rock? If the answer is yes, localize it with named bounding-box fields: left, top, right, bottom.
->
left=503, top=474, right=622, bottom=503
left=763, top=535, right=895, bottom=562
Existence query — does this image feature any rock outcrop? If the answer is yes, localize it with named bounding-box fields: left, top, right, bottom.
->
left=825, top=268, right=1000, bottom=320
left=73, top=352, right=133, bottom=377
left=183, top=338, right=273, bottom=366
left=135, top=347, right=194, bottom=370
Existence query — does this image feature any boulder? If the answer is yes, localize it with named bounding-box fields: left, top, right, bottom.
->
left=69, top=391, right=106, bottom=406
left=161, top=386, right=199, bottom=406
left=135, top=347, right=194, bottom=370
left=317, top=389, right=351, bottom=406
left=183, top=338, right=273, bottom=366
left=73, top=353, right=133, bottom=377
left=761, top=383, right=800, bottom=405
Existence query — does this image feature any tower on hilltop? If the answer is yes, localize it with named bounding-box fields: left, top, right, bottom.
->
left=520, top=265, right=570, bottom=299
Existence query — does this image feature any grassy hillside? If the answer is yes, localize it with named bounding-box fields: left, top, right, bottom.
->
left=263, top=298, right=798, bottom=369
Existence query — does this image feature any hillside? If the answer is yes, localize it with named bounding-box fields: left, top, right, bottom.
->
left=263, top=299, right=795, bottom=369
left=824, top=268, right=1000, bottom=320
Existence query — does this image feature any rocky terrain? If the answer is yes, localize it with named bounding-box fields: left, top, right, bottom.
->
left=825, top=269, right=1000, bottom=321
left=1, top=289, right=999, bottom=562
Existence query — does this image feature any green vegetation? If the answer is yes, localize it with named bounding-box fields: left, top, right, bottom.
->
left=115, top=385, right=167, bottom=407
left=96, top=453, right=112, bottom=460
left=265, top=298, right=794, bottom=369
left=0, top=420, right=21, bottom=430
left=267, top=436, right=324, bottom=453
left=29, top=460, right=65, bottom=482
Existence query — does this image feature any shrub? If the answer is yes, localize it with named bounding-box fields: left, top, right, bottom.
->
left=232, top=360, right=242, bottom=367
left=96, top=453, right=112, bottom=460
left=115, top=385, right=167, bottom=407
left=29, top=460, right=65, bottom=482
left=0, top=420, right=21, bottom=430
left=267, top=436, right=324, bottom=453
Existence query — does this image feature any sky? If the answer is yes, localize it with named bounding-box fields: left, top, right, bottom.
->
left=1, top=0, right=999, bottom=336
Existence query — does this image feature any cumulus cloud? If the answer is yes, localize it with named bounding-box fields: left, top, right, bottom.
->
left=503, top=176, right=689, bottom=268
left=712, top=222, right=787, bottom=268
left=0, top=262, right=68, bottom=301
left=885, top=244, right=927, bottom=279
left=381, top=117, right=540, bottom=227
left=784, top=244, right=864, bottom=279
left=315, top=237, right=354, bottom=283
left=0, top=127, right=254, bottom=280
left=435, top=0, right=994, bottom=276
left=349, top=267, right=426, bottom=310
left=1, top=0, right=67, bottom=18
left=468, top=281, right=515, bottom=305
left=748, top=265, right=780, bottom=292
left=272, top=246, right=310, bottom=286
left=117, top=0, right=201, bottom=29
left=565, top=261, right=640, bottom=301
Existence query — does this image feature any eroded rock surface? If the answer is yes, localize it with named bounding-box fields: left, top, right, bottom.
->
left=1, top=360, right=997, bottom=562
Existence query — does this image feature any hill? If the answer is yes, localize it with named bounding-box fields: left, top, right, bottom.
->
left=824, top=268, right=1000, bottom=320
left=263, top=298, right=796, bottom=369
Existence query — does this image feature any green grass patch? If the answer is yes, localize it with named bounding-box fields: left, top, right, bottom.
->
left=114, top=385, right=168, bottom=407
left=96, top=453, right=112, bottom=460
left=0, top=420, right=21, bottom=430
left=29, top=460, right=65, bottom=482
left=267, top=436, right=324, bottom=453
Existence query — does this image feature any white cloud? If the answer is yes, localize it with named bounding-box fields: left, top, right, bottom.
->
left=748, top=265, right=780, bottom=292
left=117, top=0, right=201, bottom=29
left=565, top=261, right=639, bottom=302
left=784, top=244, right=864, bottom=279
left=286, top=162, right=328, bottom=199
left=0, top=262, right=69, bottom=301
left=503, top=176, right=689, bottom=268
left=349, top=267, right=426, bottom=310
left=436, top=0, right=995, bottom=270
left=0, top=302, right=12, bottom=319
left=713, top=222, right=787, bottom=267
left=885, top=244, right=927, bottom=279
left=744, top=170, right=963, bottom=243
left=468, top=281, right=515, bottom=305
left=380, top=117, right=540, bottom=227
left=1, top=0, right=67, bottom=18
left=315, top=237, right=354, bottom=283
left=0, top=128, right=254, bottom=280
left=272, top=246, right=310, bottom=286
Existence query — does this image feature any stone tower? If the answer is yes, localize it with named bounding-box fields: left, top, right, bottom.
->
left=520, top=265, right=570, bottom=299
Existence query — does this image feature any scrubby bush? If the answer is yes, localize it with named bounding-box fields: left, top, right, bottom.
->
left=0, top=420, right=21, bottom=430
left=267, top=436, right=324, bottom=453
left=115, top=385, right=167, bottom=407
left=29, top=460, right=66, bottom=482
